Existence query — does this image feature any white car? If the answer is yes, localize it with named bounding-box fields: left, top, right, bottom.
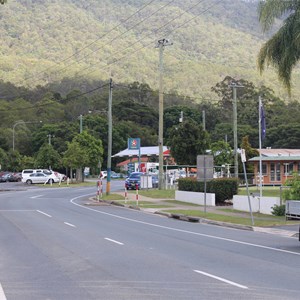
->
left=22, top=173, right=55, bottom=185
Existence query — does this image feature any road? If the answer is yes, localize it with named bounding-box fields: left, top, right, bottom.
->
left=0, top=181, right=300, bottom=299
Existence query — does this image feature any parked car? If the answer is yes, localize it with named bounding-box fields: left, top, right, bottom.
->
left=125, top=172, right=144, bottom=190
left=98, top=171, right=107, bottom=179
left=0, top=172, right=11, bottom=182
left=7, top=172, right=22, bottom=182
left=111, top=172, right=121, bottom=179
left=22, top=173, right=57, bottom=185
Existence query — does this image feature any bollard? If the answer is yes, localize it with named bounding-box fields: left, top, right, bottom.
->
left=135, top=183, right=139, bottom=205
left=125, top=186, right=128, bottom=203
left=100, top=178, right=103, bottom=199
left=96, top=180, right=100, bottom=201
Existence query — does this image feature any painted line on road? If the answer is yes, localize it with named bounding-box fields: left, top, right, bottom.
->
left=105, top=238, right=124, bottom=245
left=70, top=194, right=300, bottom=257
left=0, top=210, right=35, bottom=212
left=36, top=210, right=52, bottom=218
left=194, top=270, right=248, bottom=289
left=30, top=195, right=43, bottom=199
left=64, top=222, right=76, bottom=228
left=0, top=283, right=7, bottom=300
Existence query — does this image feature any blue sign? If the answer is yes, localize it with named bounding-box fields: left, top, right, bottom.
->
left=128, top=138, right=140, bottom=150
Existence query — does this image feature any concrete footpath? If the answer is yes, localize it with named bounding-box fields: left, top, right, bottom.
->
left=88, top=191, right=300, bottom=239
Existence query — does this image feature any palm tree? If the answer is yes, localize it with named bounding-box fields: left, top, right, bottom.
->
left=257, top=0, right=300, bottom=95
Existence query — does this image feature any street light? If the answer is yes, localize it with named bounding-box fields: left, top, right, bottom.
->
left=12, top=120, right=42, bottom=151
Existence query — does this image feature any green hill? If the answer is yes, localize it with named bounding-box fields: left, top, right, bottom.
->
left=0, top=0, right=299, bottom=100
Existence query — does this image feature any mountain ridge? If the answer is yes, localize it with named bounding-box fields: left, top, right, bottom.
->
left=0, top=0, right=298, bottom=101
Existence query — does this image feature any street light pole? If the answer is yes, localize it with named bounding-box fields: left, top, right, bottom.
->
left=156, top=38, right=172, bottom=190
left=106, top=78, right=113, bottom=195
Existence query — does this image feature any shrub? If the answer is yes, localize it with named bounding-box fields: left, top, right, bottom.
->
left=271, top=204, right=285, bottom=216
left=178, top=177, right=239, bottom=204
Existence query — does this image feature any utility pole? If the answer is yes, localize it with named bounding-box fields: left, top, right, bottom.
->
left=106, top=78, right=113, bottom=195
left=79, top=114, right=83, bottom=133
left=47, top=134, right=54, bottom=145
left=156, top=38, right=172, bottom=190
left=202, top=110, right=206, bottom=131
left=229, top=82, right=243, bottom=179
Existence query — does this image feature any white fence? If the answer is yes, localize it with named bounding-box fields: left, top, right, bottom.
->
left=175, top=191, right=215, bottom=206
left=233, top=195, right=280, bottom=215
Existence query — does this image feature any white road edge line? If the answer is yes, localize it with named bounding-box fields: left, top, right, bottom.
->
left=36, top=210, right=52, bottom=218
left=0, top=283, right=7, bottom=300
left=194, top=270, right=248, bottom=290
left=64, top=222, right=76, bottom=228
left=30, top=195, right=43, bottom=199
left=70, top=193, right=300, bottom=257
left=105, top=238, right=124, bottom=245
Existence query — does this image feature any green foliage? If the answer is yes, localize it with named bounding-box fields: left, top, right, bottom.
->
left=73, top=131, right=104, bottom=167
left=178, top=177, right=239, bottom=204
left=258, top=0, right=300, bottom=94
left=167, top=120, right=210, bottom=165
left=63, top=141, right=88, bottom=169
left=35, top=144, right=61, bottom=170
left=271, top=204, right=286, bottom=217
left=283, top=173, right=300, bottom=200
left=210, top=141, right=233, bottom=167
left=0, top=148, right=8, bottom=170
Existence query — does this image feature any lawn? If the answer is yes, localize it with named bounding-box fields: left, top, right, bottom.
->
left=238, top=186, right=282, bottom=197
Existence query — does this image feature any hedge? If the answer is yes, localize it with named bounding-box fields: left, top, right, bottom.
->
left=178, top=177, right=239, bottom=204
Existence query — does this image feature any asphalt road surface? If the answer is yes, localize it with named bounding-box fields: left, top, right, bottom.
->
left=0, top=181, right=300, bottom=299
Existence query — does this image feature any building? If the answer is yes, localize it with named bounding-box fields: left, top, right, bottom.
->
left=249, top=149, right=300, bottom=185
left=113, top=146, right=172, bottom=173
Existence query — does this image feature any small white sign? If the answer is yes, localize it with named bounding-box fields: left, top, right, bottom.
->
left=241, top=149, right=247, bottom=162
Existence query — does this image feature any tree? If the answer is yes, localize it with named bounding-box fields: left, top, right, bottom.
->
left=240, top=136, right=259, bottom=173
left=210, top=141, right=233, bottom=167
left=166, top=120, right=210, bottom=165
left=0, top=148, right=8, bottom=170
left=35, top=144, right=61, bottom=170
left=63, top=141, right=88, bottom=182
left=0, top=1, right=7, bottom=4
left=258, top=0, right=300, bottom=94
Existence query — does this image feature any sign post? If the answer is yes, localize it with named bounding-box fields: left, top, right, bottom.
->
left=128, top=138, right=141, bottom=172
left=241, top=149, right=254, bottom=226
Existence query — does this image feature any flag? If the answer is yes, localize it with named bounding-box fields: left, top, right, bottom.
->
left=260, top=104, right=266, bottom=140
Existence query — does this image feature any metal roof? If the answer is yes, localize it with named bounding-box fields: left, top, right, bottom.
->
left=250, top=156, right=300, bottom=162
left=112, top=146, right=169, bottom=158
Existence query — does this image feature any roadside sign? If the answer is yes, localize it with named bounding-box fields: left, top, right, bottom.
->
left=128, top=138, right=140, bottom=150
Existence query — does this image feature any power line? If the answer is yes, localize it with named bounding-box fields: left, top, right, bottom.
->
left=20, top=0, right=158, bottom=85
left=71, top=0, right=212, bottom=81
left=0, top=83, right=109, bottom=112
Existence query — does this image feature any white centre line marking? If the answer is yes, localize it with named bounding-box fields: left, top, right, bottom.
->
left=0, top=283, right=7, bottom=300
left=194, top=270, right=248, bottom=289
left=105, top=238, right=124, bottom=245
left=30, top=195, right=43, bottom=199
left=64, top=222, right=76, bottom=228
left=36, top=210, right=52, bottom=218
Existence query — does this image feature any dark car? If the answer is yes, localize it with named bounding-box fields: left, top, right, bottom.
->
left=125, top=172, right=144, bottom=190
left=0, top=172, right=11, bottom=182
left=7, top=172, right=22, bottom=182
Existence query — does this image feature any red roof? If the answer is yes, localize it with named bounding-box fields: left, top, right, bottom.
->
left=117, top=157, right=149, bottom=167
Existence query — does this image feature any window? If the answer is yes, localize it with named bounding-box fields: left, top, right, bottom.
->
left=284, top=162, right=294, bottom=175
left=270, top=162, right=281, bottom=181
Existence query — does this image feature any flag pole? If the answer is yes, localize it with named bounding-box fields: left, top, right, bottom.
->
left=258, top=96, right=263, bottom=210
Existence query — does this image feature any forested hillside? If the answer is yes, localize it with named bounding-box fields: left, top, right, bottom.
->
left=0, top=0, right=299, bottom=101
